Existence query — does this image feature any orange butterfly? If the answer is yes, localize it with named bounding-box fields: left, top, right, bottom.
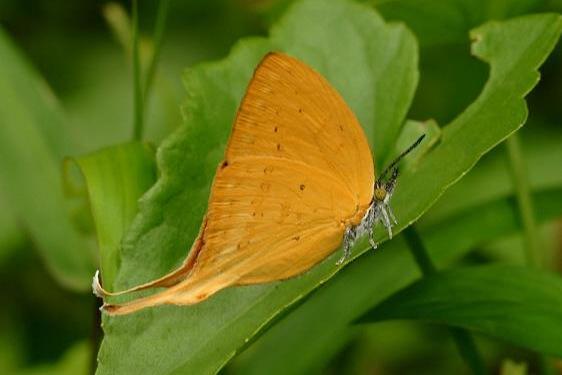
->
left=94, top=52, right=423, bottom=315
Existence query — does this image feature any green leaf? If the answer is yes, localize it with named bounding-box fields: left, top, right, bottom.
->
left=373, top=0, right=550, bottom=124
left=231, top=186, right=562, bottom=374
left=0, top=27, right=95, bottom=290
left=97, top=4, right=562, bottom=375
left=114, top=0, right=418, bottom=290
left=233, top=23, right=562, bottom=375
left=356, top=265, right=562, bottom=357
left=389, top=119, right=441, bottom=169
left=232, top=116, right=562, bottom=375
left=390, top=13, right=562, bottom=234
left=375, top=0, right=546, bottom=46
left=99, top=0, right=417, bottom=372
left=75, top=142, right=156, bottom=291
left=232, top=120, right=562, bottom=374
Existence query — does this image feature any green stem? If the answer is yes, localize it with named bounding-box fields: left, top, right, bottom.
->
left=132, top=0, right=143, bottom=141
left=143, top=0, right=170, bottom=103
left=402, top=226, right=435, bottom=275
left=505, top=132, right=549, bottom=373
left=504, top=133, right=541, bottom=267
left=403, top=227, right=486, bottom=375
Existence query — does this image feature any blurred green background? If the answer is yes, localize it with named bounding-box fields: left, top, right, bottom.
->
left=1, top=0, right=561, bottom=374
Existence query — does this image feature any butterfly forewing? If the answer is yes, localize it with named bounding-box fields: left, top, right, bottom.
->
left=227, top=53, right=374, bottom=206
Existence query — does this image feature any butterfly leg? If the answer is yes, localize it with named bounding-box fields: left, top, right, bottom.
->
left=337, top=227, right=355, bottom=265
left=368, top=226, right=377, bottom=250
left=386, top=203, right=398, bottom=225
left=381, top=205, right=393, bottom=239
left=367, top=206, right=378, bottom=250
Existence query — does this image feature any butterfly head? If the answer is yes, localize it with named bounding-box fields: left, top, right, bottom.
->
left=373, top=165, right=398, bottom=205
left=373, top=186, right=387, bottom=202
left=372, top=134, right=426, bottom=204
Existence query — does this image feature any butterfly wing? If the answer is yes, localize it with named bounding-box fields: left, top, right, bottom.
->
left=197, top=158, right=349, bottom=284
left=226, top=52, right=374, bottom=208
left=103, top=53, right=374, bottom=315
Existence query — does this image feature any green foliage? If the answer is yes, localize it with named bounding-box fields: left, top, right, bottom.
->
left=0, top=27, right=95, bottom=290
left=98, top=1, right=419, bottom=373
left=374, top=0, right=547, bottom=46
left=96, top=1, right=562, bottom=374
left=1, top=0, right=562, bottom=374
left=233, top=120, right=562, bottom=372
left=75, top=143, right=156, bottom=290
left=232, top=180, right=562, bottom=374
left=114, top=0, right=418, bottom=292
left=357, top=265, right=562, bottom=357
left=232, top=112, right=562, bottom=374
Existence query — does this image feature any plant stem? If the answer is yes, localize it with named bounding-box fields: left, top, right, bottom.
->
left=504, top=133, right=541, bottom=267
left=403, top=227, right=486, bottom=375
left=505, top=132, right=549, bottom=373
left=403, top=226, right=436, bottom=275
left=449, top=328, right=486, bottom=375
left=132, top=0, right=143, bottom=141
left=143, top=0, right=170, bottom=104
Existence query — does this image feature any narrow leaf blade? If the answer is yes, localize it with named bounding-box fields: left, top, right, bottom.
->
left=357, top=265, right=562, bottom=357
left=0, top=27, right=95, bottom=290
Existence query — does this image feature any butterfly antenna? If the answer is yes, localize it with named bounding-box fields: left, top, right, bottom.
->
left=379, top=134, right=426, bottom=181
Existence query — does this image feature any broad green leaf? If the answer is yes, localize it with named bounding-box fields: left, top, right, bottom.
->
left=231, top=23, right=562, bottom=375
left=99, top=0, right=417, bottom=373
left=261, top=0, right=545, bottom=39
left=357, top=265, right=562, bottom=357
left=389, top=119, right=441, bottom=169
left=0, top=27, right=95, bottom=290
left=374, top=0, right=546, bottom=46
left=389, top=13, right=561, bottom=234
left=75, top=143, right=156, bottom=291
left=98, top=5, right=562, bottom=375
left=0, top=28, right=77, bottom=157
left=231, top=186, right=562, bottom=374
left=372, top=0, right=550, bottom=124
left=114, top=0, right=418, bottom=290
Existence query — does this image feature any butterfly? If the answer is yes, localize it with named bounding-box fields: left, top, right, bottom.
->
left=94, top=52, right=424, bottom=315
